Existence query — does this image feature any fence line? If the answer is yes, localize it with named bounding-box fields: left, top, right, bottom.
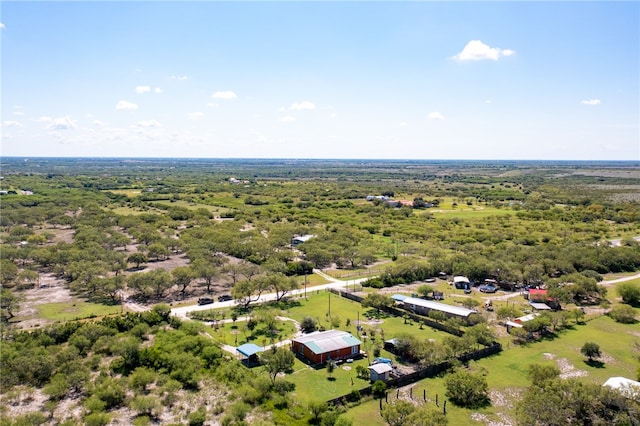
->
left=325, top=288, right=502, bottom=407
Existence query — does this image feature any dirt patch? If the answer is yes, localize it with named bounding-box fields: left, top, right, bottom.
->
left=556, top=357, right=587, bottom=379
left=489, top=388, right=522, bottom=408
left=471, top=412, right=515, bottom=426
left=12, top=275, right=73, bottom=330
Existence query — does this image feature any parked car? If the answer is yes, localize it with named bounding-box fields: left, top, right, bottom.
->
left=478, top=284, right=497, bottom=293
left=198, top=297, right=214, bottom=305
left=218, top=294, right=233, bottom=302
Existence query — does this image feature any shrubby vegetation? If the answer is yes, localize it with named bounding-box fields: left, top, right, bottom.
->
left=0, top=158, right=639, bottom=424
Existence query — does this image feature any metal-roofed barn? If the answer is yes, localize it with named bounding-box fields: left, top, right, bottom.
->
left=292, top=330, right=361, bottom=364
left=402, top=297, right=476, bottom=319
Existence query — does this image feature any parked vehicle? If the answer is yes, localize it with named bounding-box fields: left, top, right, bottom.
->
left=198, top=297, right=214, bottom=305
left=478, top=284, right=497, bottom=293
left=218, top=294, right=232, bottom=302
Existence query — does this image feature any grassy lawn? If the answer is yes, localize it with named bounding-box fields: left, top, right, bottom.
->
left=204, top=318, right=298, bottom=347
left=323, top=268, right=386, bottom=280
left=342, top=313, right=640, bottom=426
left=37, top=301, right=122, bottom=322
left=286, top=357, right=372, bottom=405
left=294, top=273, right=330, bottom=288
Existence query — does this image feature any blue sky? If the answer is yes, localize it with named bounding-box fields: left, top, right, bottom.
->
left=1, top=1, right=638, bottom=160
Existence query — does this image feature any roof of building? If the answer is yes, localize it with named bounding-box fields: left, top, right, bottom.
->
left=292, top=234, right=315, bottom=243
left=293, top=330, right=361, bottom=354
left=236, top=343, right=264, bottom=357
left=369, top=363, right=393, bottom=374
left=391, top=294, right=408, bottom=302
left=529, top=302, right=551, bottom=310
left=402, top=297, right=476, bottom=317
left=453, top=276, right=470, bottom=284
left=603, top=377, right=640, bottom=398
left=529, top=289, right=548, bottom=296
left=515, top=313, right=539, bottom=323
left=505, top=320, right=523, bottom=328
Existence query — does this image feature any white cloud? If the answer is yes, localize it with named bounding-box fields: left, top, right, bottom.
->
left=37, top=116, right=53, bottom=123
left=187, top=112, right=204, bottom=121
left=453, top=40, right=515, bottom=61
left=136, top=119, right=162, bottom=128
left=93, top=120, right=106, bottom=126
left=0, top=23, right=5, bottom=30
left=135, top=85, right=151, bottom=94
left=13, top=111, right=25, bottom=116
left=399, top=122, right=408, bottom=126
left=170, top=75, right=189, bottom=81
left=154, top=87, right=162, bottom=94
left=484, top=100, right=492, bottom=104
left=47, top=116, right=77, bottom=130
left=115, top=100, right=139, bottom=110
left=427, top=112, right=445, bottom=120
left=3, top=120, right=23, bottom=128
left=581, top=99, right=601, bottom=106
left=278, top=107, right=286, bottom=112
left=280, top=116, right=296, bottom=123
left=206, top=102, right=219, bottom=108
left=290, top=101, right=316, bottom=111
left=212, top=91, right=237, bottom=100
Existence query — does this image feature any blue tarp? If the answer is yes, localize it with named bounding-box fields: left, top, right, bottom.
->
left=391, top=294, right=407, bottom=302
left=237, top=343, right=264, bottom=357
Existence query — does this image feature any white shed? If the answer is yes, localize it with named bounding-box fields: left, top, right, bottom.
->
left=368, top=363, right=393, bottom=382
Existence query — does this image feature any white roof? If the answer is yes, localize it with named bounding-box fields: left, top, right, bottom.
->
left=515, top=313, right=539, bottom=323
left=369, top=363, right=393, bottom=374
left=402, top=297, right=475, bottom=317
left=505, top=321, right=523, bottom=328
left=603, top=377, right=640, bottom=398
left=453, top=276, right=470, bottom=284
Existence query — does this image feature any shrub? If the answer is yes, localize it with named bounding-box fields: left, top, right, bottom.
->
left=372, top=380, right=387, bottom=398
left=188, top=406, right=207, bottom=426
left=608, top=304, right=637, bottom=323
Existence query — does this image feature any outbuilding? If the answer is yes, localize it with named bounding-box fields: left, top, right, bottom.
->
left=292, top=330, right=361, bottom=365
left=402, top=297, right=476, bottom=320
left=369, top=363, right=393, bottom=382
left=236, top=343, right=264, bottom=365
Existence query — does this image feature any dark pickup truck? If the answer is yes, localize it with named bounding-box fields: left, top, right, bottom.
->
left=218, top=294, right=233, bottom=302
left=197, top=297, right=214, bottom=305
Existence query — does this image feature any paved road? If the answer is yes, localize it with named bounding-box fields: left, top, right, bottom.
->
left=170, top=269, right=372, bottom=319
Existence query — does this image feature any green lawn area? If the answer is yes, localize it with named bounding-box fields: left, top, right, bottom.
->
left=36, top=301, right=122, bottom=322
left=323, top=265, right=388, bottom=280
left=342, top=313, right=640, bottom=426
left=205, top=318, right=298, bottom=347
left=286, top=357, right=372, bottom=405
left=294, top=273, right=330, bottom=288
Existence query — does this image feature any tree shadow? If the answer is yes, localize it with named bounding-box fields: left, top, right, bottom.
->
left=584, top=359, right=605, bottom=368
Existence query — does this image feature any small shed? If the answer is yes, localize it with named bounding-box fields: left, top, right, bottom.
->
left=237, top=343, right=264, bottom=364
left=383, top=338, right=401, bottom=353
left=369, top=363, right=393, bottom=382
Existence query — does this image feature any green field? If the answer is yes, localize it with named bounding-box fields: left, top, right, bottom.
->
left=342, top=313, right=640, bottom=426
left=205, top=318, right=298, bottom=347
left=36, top=301, right=122, bottom=322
